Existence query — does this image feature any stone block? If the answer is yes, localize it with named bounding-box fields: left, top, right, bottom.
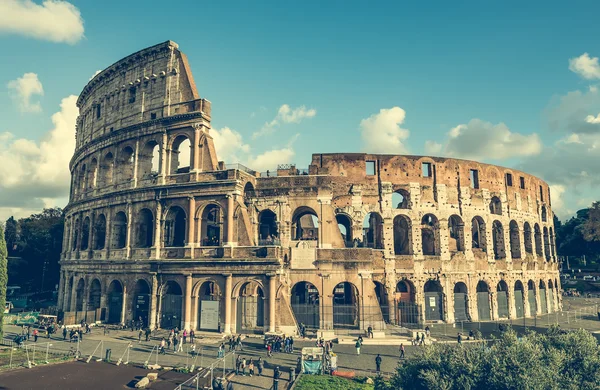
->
left=147, top=373, right=158, bottom=381
left=135, top=377, right=150, bottom=388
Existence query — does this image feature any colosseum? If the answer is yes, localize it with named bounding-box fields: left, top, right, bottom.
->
left=58, top=41, right=561, bottom=337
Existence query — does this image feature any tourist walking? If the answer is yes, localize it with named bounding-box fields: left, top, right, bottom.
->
left=33, top=329, right=38, bottom=342
left=399, top=343, right=405, bottom=359
left=355, top=339, right=361, bottom=355
left=183, top=329, right=188, bottom=344
left=375, top=354, right=382, bottom=372
left=257, top=357, right=264, bottom=376
left=457, top=333, right=462, bottom=344
left=273, top=366, right=281, bottom=390
left=63, top=327, right=67, bottom=340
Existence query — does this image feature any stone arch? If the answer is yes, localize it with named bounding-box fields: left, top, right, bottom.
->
left=471, top=216, right=487, bottom=252
left=373, top=281, right=390, bottom=322
left=133, top=279, right=151, bottom=327
left=88, top=158, right=98, bottom=189
left=396, top=279, right=418, bottom=325
left=99, top=152, right=114, bottom=187
left=65, top=276, right=74, bottom=311
left=538, top=280, right=548, bottom=314
left=424, top=280, right=444, bottom=321
left=200, top=203, right=222, bottom=246
left=107, top=279, right=123, bottom=323
left=514, top=280, right=525, bottom=318
left=492, top=220, right=506, bottom=259
left=496, top=280, right=509, bottom=318
left=81, top=217, right=91, bottom=251
left=489, top=196, right=502, bottom=215
left=259, top=209, right=279, bottom=243
left=453, top=282, right=469, bottom=322
left=139, top=140, right=161, bottom=178
left=541, top=205, right=547, bottom=222
left=549, top=227, right=556, bottom=260
left=336, top=213, right=353, bottom=247
left=476, top=280, right=491, bottom=321
left=164, top=206, right=186, bottom=247
left=290, top=281, right=320, bottom=329
left=543, top=226, right=550, bottom=261
left=117, top=145, right=135, bottom=183
left=527, top=279, right=537, bottom=316
left=88, top=278, right=101, bottom=311
left=292, top=206, right=319, bottom=241
left=524, top=222, right=533, bottom=254
left=332, top=282, right=359, bottom=329
left=94, top=214, right=107, bottom=250
left=393, top=215, right=411, bottom=255
left=363, top=212, right=384, bottom=249
left=548, top=279, right=555, bottom=312
left=197, top=280, right=223, bottom=332
left=509, top=220, right=521, bottom=259
left=135, top=208, right=154, bottom=248
left=75, top=278, right=85, bottom=311
left=243, top=182, right=256, bottom=198
left=77, top=164, right=87, bottom=195
left=448, top=215, right=465, bottom=253
left=392, top=189, right=410, bottom=209
left=72, top=218, right=79, bottom=251
left=160, top=280, right=183, bottom=329
left=237, top=280, right=265, bottom=332
left=170, top=135, right=191, bottom=174
left=534, top=223, right=543, bottom=257
left=421, top=214, right=440, bottom=256
left=112, top=211, right=127, bottom=249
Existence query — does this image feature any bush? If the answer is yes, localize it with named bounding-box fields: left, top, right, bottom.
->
left=295, top=375, right=374, bottom=390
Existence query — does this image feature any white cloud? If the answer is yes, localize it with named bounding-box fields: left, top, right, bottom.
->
left=569, top=53, right=600, bottom=80
left=0, top=95, right=77, bottom=219
left=247, top=147, right=295, bottom=172
left=585, top=113, right=600, bottom=124
left=88, top=70, right=102, bottom=81
left=211, top=127, right=250, bottom=162
left=252, top=104, right=316, bottom=139
left=359, top=107, right=410, bottom=154
left=0, top=0, right=84, bottom=44
left=424, top=140, right=442, bottom=155
left=433, top=119, right=542, bottom=160
left=549, top=184, right=569, bottom=219
left=8, top=72, right=44, bottom=113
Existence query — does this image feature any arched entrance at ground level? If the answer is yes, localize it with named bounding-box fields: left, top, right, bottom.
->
left=548, top=280, right=555, bottom=312
left=65, top=276, right=74, bottom=311
left=333, top=282, right=359, bottom=329
left=107, top=280, right=123, bottom=323
left=453, top=282, right=469, bottom=322
left=160, top=281, right=183, bottom=329
left=75, top=279, right=85, bottom=311
left=497, top=281, right=509, bottom=318
left=290, top=282, right=320, bottom=330
left=133, top=280, right=150, bottom=328
left=424, top=280, right=443, bottom=321
left=539, top=280, right=548, bottom=314
left=197, top=281, right=222, bottom=332
left=88, top=279, right=101, bottom=311
left=476, top=281, right=491, bottom=321
left=374, top=281, right=389, bottom=323
left=527, top=280, right=537, bottom=316
left=237, top=281, right=265, bottom=333
left=396, top=280, right=419, bottom=325
left=514, top=281, right=525, bottom=318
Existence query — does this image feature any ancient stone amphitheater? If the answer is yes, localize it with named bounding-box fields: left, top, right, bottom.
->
left=58, top=41, right=561, bottom=336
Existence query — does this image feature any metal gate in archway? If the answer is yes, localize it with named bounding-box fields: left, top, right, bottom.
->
left=539, top=289, right=548, bottom=314
left=291, top=304, right=320, bottom=329
left=108, top=293, right=122, bottom=323
left=477, top=292, right=491, bottom=321
left=397, top=302, right=420, bottom=325
left=237, top=296, right=264, bottom=333
left=497, top=291, right=509, bottom=318
left=424, top=292, right=443, bottom=321
left=454, top=293, right=468, bottom=321
left=134, top=294, right=149, bottom=326
left=160, top=294, right=182, bottom=329
left=514, top=290, right=525, bottom=318
left=527, top=290, right=537, bottom=316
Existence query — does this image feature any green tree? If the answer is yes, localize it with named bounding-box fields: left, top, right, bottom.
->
left=0, top=223, right=8, bottom=337
left=582, top=202, right=600, bottom=243
left=4, top=216, right=18, bottom=255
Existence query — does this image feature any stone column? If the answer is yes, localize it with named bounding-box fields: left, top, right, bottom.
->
left=192, top=126, right=201, bottom=172
left=160, top=132, right=168, bottom=185
left=226, top=194, right=235, bottom=245
left=184, top=274, right=193, bottom=330
left=187, top=197, right=196, bottom=247
left=523, top=283, right=531, bottom=317
left=70, top=276, right=78, bottom=312
left=121, top=284, right=128, bottom=324
left=154, top=201, right=162, bottom=259
left=439, top=221, right=451, bottom=261
left=57, top=270, right=65, bottom=311
left=508, top=287, right=516, bottom=319
left=132, top=139, right=140, bottom=188
left=149, top=274, right=158, bottom=329
left=126, top=202, right=133, bottom=259
left=62, top=272, right=72, bottom=311
left=104, top=211, right=112, bottom=257
left=268, top=274, right=277, bottom=333
left=64, top=218, right=72, bottom=256
left=534, top=285, right=541, bottom=316
left=223, top=274, right=233, bottom=334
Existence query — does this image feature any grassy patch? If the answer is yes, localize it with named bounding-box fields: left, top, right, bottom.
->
left=0, top=347, right=68, bottom=369
left=295, top=374, right=374, bottom=390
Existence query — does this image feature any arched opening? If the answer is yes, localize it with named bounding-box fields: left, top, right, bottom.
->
left=201, top=204, right=222, bottom=246
left=78, top=165, right=87, bottom=195
left=550, top=228, right=556, bottom=260
left=548, top=279, right=555, bottom=312
left=139, top=141, right=160, bottom=178
left=476, top=281, right=491, bottom=321
left=396, top=280, right=418, bottom=325
left=541, top=206, right=547, bottom=222
left=88, top=159, right=98, bottom=189
left=454, top=282, right=469, bottom=322
left=392, top=189, right=410, bottom=209
left=118, top=146, right=135, bottom=183
left=471, top=216, right=487, bottom=252
left=243, top=182, right=255, bottom=199
left=538, top=280, right=548, bottom=314
left=292, top=207, right=319, bottom=241
left=448, top=215, right=465, bottom=253
left=393, top=215, right=411, bottom=255
left=136, top=209, right=154, bottom=248
left=258, top=210, right=279, bottom=245
left=72, top=219, right=79, bottom=251
left=497, top=280, right=509, bottom=318
left=99, top=152, right=114, bottom=187
left=543, top=227, right=550, bottom=261
left=527, top=280, right=537, bottom=316
left=65, top=276, right=74, bottom=311
left=164, top=206, right=186, bottom=247
left=363, top=212, right=384, bottom=249
left=492, top=220, right=506, bottom=259
left=81, top=217, right=90, bottom=251
left=534, top=224, right=543, bottom=257
left=94, top=214, right=106, bottom=250
left=197, top=281, right=222, bottom=332
left=424, top=280, right=444, bottom=321
left=88, top=279, right=101, bottom=311
left=112, top=211, right=127, bottom=249
left=335, top=214, right=352, bottom=248
left=170, top=136, right=191, bottom=174
left=291, top=282, right=320, bottom=330
left=489, top=196, right=502, bottom=215
left=133, top=279, right=151, bottom=328
left=374, top=281, right=389, bottom=323
left=421, top=214, right=439, bottom=256
left=75, top=278, right=85, bottom=311
left=237, top=281, right=264, bottom=332
left=509, top=220, right=521, bottom=259
left=107, top=280, right=123, bottom=323
left=160, top=281, right=183, bottom=329
left=333, top=282, right=359, bottom=329
left=514, top=281, right=525, bottom=318
left=524, top=222, right=533, bottom=254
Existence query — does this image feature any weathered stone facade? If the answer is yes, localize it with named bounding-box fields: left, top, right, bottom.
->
left=58, top=41, right=561, bottom=335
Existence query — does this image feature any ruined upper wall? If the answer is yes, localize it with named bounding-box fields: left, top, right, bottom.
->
left=75, top=41, right=209, bottom=151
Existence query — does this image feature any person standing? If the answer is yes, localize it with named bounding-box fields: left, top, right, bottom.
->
left=173, top=335, right=178, bottom=352
left=33, top=329, right=38, bottom=342
left=273, top=367, right=281, bottom=390
left=138, top=329, right=143, bottom=343
left=355, top=339, right=361, bottom=355
left=183, top=329, right=188, bottom=344
left=190, top=329, right=195, bottom=343
left=457, top=333, right=462, bottom=344
left=241, top=357, right=247, bottom=376
left=235, top=355, right=241, bottom=375
left=177, top=335, right=183, bottom=352
left=63, top=327, right=67, bottom=341
left=399, top=343, right=405, bottom=359
left=375, top=354, right=382, bottom=372
left=248, top=358, right=255, bottom=377
left=257, top=357, right=264, bottom=376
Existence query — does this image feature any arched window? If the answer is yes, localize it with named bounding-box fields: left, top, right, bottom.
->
left=421, top=214, right=439, bottom=255
left=335, top=214, right=352, bottom=247
left=523, top=222, right=533, bottom=254
left=94, top=214, right=107, bottom=250
left=363, top=212, right=384, bottom=249
left=118, top=146, right=135, bottom=182
left=72, top=218, right=79, bottom=251
left=543, top=226, right=550, bottom=261
left=136, top=209, right=154, bottom=248
left=541, top=206, right=547, bottom=222
left=471, top=216, right=487, bottom=252
left=139, top=141, right=160, bottom=178
left=393, top=215, right=411, bottom=255
left=243, top=182, right=256, bottom=199
left=99, top=152, right=114, bottom=187
left=171, top=136, right=191, bottom=174
left=201, top=204, right=222, bottom=246
left=549, top=227, right=556, bottom=260
left=164, top=206, right=186, bottom=247
left=81, top=217, right=90, bottom=250
left=534, top=223, right=543, bottom=256
left=88, top=159, right=98, bottom=189
left=88, top=279, right=101, bottom=310
left=112, top=211, right=127, bottom=249
left=292, top=207, right=319, bottom=241
left=259, top=210, right=279, bottom=244
left=489, top=196, right=502, bottom=215
left=492, top=220, right=506, bottom=259
left=448, top=215, right=465, bottom=253
left=391, top=189, right=410, bottom=209
left=78, top=164, right=87, bottom=195
left=509, top=220, right=521, bottom=259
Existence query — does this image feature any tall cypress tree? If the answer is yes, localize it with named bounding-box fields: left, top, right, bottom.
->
left=0, top=224, right=8, bottom=337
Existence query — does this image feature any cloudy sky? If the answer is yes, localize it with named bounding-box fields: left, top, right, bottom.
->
left=1, top=0, right=600, bottom=222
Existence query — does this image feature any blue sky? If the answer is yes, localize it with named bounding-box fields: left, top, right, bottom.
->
left=1, top=0, right=600, bottom=221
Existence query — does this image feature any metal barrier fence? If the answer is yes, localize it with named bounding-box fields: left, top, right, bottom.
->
left=174, top=351, right=235, bottom=390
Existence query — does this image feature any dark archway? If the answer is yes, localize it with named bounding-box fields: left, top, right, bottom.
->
left=421, top=214, right=439, bottom=256
left=524, top=222, right=533, bottom=254
left=99, top=152, right=114, bottom=187
left=75, top=279, right=85, bottom=311
left=291, top=282, right=320, bottom=330
left=259, top=209, right=279, bottom=244
left=492, top=220, right=506, bottom=259
left=136, top=209, right=154, bottom=248
left=453, top=282, right=469, bottom=322
left=539, top=280, right=548, bottom=314
left=489, top=196, right=502, bottom=215
left=81, top=217, right=90, bottom=251
left=133, top=279, right=151, bottom=328
left=197, top=281, right=222, bottom=332
left=509, top=220, right=521, bottom=259
left=292, top=207, right=319, bottom=241
left=363, top=213, right=384, bottom=249
left=541, top=206, right=547, bottom=222
left=514, top=281, right=525, bottom=318
left=548, top=279, right=555, bottom=312
left=164, top=206, right=186, bottom=247
left=333, top=282, right=359, bottom=329
left=448, top=215, right=465, bottom=253
left=160, top=281, right=183, bottom=329
left=497, top=280, right=509, bottom=318
left=112, top=211, right=127, bottom=249
left=424, top=280, right=443, bottom=321
left=94, top=214, right=106, bottom=250
left=527, top=280, right=537, bottom=316
left=543, top=227, right=550, bottom=261
left=374, top=281, right=389, bottom=323
left=476, top=281, right=491, bottom=321
left=396, top=280, right=419, bottom=325
left=534, top=224, right=543, bottom=257
left=88, top=279, right=101, bottom=311
left=471, top=216, right=487, bottom=252
left=118, top=146, right=135, bottom=183
left=237, top=281, right=264, bottom=332
left=107, top=280, right=123, bottom=323
left=336, top=214, right=352, bottom=247
left=392, top=189, right=410, bottom=209
left=393, top=215, right=411, bottom=255
left=201, top=204, right=222, bottom=246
